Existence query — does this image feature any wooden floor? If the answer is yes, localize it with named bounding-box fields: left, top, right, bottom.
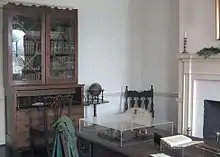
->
left=0, top=146, right=48, bottom=157
left=0, top=146, right=6, bottom=157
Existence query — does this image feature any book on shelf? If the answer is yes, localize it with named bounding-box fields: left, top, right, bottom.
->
left=161, top=135, right=203, bottom=148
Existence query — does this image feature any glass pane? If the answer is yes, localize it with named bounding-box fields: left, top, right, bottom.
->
left=50, top=18, right=75, bottom=79
left=11, top=15, right=41, bottom=81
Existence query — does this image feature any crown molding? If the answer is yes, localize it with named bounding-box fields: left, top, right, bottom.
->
left=0, top=0, right=13, bottom=7
left=0, top=0, right=76, bottom=10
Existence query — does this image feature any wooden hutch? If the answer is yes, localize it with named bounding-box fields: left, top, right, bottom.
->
left=2, top=3, right=84, bottom=150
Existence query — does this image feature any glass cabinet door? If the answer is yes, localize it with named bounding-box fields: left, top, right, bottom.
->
left=47, top=12, right=77, bottom=84
left=10, top=13, right=43, bottom=84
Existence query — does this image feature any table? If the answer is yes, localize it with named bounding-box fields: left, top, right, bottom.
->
left=77, top=130, right=220, bottom=157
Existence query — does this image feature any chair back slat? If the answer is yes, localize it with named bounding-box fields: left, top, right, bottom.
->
left=124, top=85, right=154, bottom=117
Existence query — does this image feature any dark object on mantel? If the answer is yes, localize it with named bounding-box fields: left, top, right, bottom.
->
left=85, top=83, right=109, bottom=117
left=197, top=46, right=220, bottom=58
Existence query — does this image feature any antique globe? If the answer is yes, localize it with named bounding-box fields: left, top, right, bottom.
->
left=88, top=83, right=102, bottom=96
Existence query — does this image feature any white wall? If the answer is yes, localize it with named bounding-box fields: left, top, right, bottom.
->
left=81, top=0, right=180, bottom=130
left=179, top=0, right=219, bottom=53
left=142, top=0, right=179, bottom=94
left=139, top=0, right=179, bottom=130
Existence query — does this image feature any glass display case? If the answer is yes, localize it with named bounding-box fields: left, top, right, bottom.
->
left=79, top=111, right=174, bottom=147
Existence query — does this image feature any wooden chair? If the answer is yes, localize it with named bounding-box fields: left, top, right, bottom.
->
left=29, top=94, right=73, bottom=156
left=124, top=85, right=154, bottom=118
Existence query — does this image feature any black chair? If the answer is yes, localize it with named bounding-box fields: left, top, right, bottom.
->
left=124, top=85, right=154, bottom=118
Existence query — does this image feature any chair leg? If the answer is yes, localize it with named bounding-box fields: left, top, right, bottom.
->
left=30, top=141, right=36, bottom=157
left=30, top=150, right=35, bottom=157
left=45, top=139, right=52, bottom=157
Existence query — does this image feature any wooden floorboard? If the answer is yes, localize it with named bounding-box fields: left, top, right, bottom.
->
left=0, top=146, right=48, bottom=157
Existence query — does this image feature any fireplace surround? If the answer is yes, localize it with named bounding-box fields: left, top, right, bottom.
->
left=177, top=53, right=220, bottom=138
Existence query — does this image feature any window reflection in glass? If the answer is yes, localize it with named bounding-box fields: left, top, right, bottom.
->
left=11, top=15, right=42, bottom=81
left=12, top=29, right=25, bottom=74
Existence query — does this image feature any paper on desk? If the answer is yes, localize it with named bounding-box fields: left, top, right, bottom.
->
left=150, top=153, right=171, bottom=157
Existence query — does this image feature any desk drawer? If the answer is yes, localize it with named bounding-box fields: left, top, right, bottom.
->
left=93, top=144, right=127, bottom=157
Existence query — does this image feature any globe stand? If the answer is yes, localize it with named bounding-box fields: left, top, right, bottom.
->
left=86, top=89, right=104, bottom=117
left=85, top=84, right=109, bottom=117
left=86, top=89, right=104, bottom=106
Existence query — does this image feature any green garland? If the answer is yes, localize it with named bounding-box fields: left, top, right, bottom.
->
left=197, top=47, right=220, bottom=58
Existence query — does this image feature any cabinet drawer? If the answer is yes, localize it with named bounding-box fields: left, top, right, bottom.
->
left=77, top=137, right=91, bottom=157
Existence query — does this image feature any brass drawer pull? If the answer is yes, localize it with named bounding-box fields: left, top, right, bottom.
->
left=80, top=145, right=86, bottom=151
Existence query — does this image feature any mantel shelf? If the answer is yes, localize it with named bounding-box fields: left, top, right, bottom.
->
left=177, top=53, right=220, bottom=60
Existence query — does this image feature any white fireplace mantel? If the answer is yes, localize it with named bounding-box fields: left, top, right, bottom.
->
left=177, top=53, right=220, bottom=136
